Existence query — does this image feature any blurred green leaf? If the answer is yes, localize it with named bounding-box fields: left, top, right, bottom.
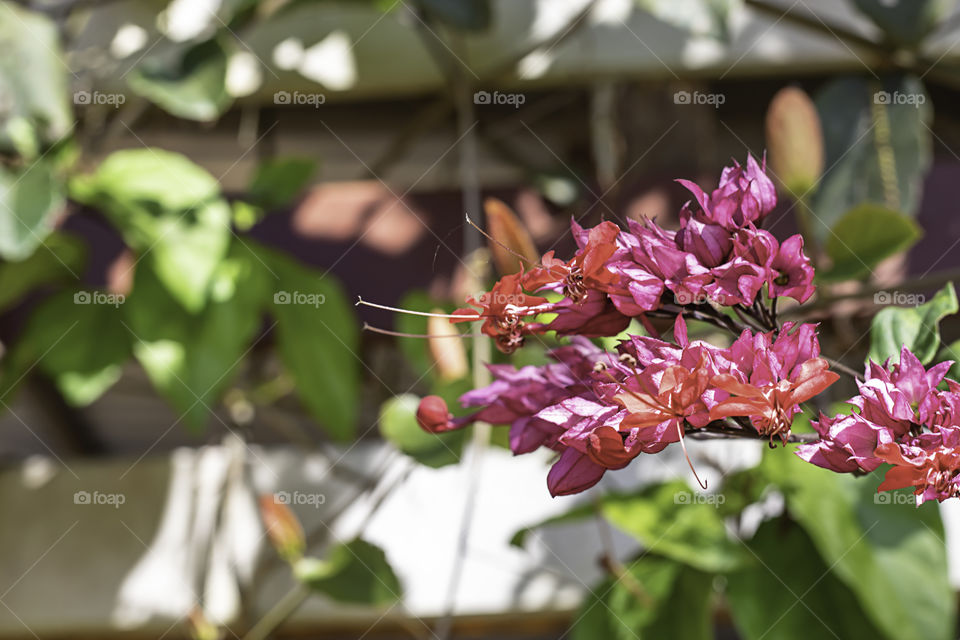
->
left=0, top=233, right=83, bottom=315
left=761, top=447, right=955, bottom=640
left=821, top=204, right=921, bottom=282
left=123, top=244, right=269, bottom=429
left=252, top=243, right=360, bottom=440
left=571, top=556, right=712, bottom=640
left=293, top=539, right=402, bottom=606
left=6, top=290, right=129, bottom=405
left=128, top=39, right=232, bottom=122
left=248, top=157, right=317, bottom=210
left=937, top=339, right=960, bottom=380
left=727, top=517, right=885, bottom=640
left=0, top=162, right=65, bottom=261
left=812, top=75, right=931, bottom=239
left=853, top=0, right=954, bottom=47
left=868, top=282, right=957, bottom=365
left=379, top=394, right=464, bottom=468
left=413, top=0, right=491, bottom=30
left=70, top=149, right=231, bottom=312
left=0, top=2, right=73, bottom=153
left=602, top=482, right=747, bottom=573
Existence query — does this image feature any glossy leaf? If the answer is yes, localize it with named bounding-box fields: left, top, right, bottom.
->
left=293, top=539, right=402, bottom=606
left=128, top=39, right=232, bottom=122
left=727, top=518, right=885, bottom=640
left=821, top=204, right=921, bottom=282
left=868, top=282, right=957, bottom=365
left=0, top=162, right=65, bottom=261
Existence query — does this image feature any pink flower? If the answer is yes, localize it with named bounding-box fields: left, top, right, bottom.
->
left=677, top=155, right=777, bottom=230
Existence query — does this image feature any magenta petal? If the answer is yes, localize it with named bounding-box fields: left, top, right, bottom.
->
left=547, top=449, right=606, bottom=497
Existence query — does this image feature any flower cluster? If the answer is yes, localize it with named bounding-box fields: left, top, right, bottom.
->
left=419, top=316, right=837, bottom=496
left=449, top=155, right=815, bottom=355
left=797, top=349, right=960, bottom=504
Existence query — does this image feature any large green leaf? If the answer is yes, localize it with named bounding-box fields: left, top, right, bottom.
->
left=247, top=157, right=317, bottom=210
left=0, top=233, right=85, bottom=313
left=70, top=149, right=231, bottom=312
left=251, top=243, right=360, bottom=440
left=763, top=448, right=955, bottom=640
left=821, top=204, right=921, bottom=282
left=868, top=282, right=957, bottom=365
left=0, top=162, right=65, bottom=260
left=379, top=394, right=464, bottom=468
left=601, top=481, right=748, bottom=573
left=853, top=0, right=954, bottom=47
left=570, top=556, right=712, bottom=640
left=127, top=39, right=232, bottom=122
left=727, top=518, right=885, bottom=640
left=6, top=290, right=130, bottom=405
left=0, top=2, right=73, bottom=153
left=812, top=75, right=931, bottom=240
left=293, top=539, right=402, bottom=606
left=123, top=244, right=269, bottom=429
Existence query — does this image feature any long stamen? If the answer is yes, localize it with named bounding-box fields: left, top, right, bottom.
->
left=356, top=297, right=481, bottom=320
left=676, top=420, right=708, bottom=490
left=362, top=323, right=481, bottom=339
left=464, top=214, right=541, bottom=269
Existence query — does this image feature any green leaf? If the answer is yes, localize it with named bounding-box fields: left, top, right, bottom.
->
left=248, top=157, right=317, bottom=210
left=379, top=394, right=464, bottom=468
left=570, top=556, right=712, bottom=640
left=0, top=2, right=73, bottom=153
left=413, top=0, right=491, bottom=30
left=601, top=482, right=748, bottom=573
left=762, top=447, right=956, bottom=640
left=821, top=204, right=921, bottom=282
left=251, top=242, right=360, bottom=440
left=868, top=282, right=957, bottom=365
left=812, top=75, right=932, bottom=240
left=727, top=518, right=885, bottom=640
left=0, top=162, right=65, bottom=260
left=123, top=244, right=270, bottom=429
left=853, top=0, right=954, bottom=47
left=6, top=290, right=130, bottom=405
left=0, top=232, right=85, bottom=312
left=127, top=39, right=232, bottom=122
left=937, top=339, right=960, bottom=380
left=293, top=539, right=402, bottom=606
left=70, top=149, right=231, bottom=312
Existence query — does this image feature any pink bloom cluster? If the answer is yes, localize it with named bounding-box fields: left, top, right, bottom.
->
left=798, top=349, right=960, bottom=504
left=419, top=317, right=837, bottom=496
left=451, top=155, right=814, bottom=354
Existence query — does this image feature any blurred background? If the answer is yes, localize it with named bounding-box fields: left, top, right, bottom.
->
left=2, top=0, right=960, bottom=638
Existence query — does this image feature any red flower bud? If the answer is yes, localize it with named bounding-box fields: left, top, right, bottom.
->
left=416, top=395, right=455, bottom=433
